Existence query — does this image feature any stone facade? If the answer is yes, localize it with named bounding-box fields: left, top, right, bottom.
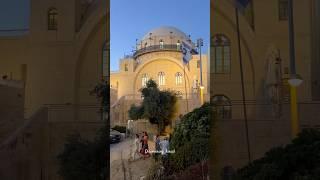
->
left=110, top=26, right=210, bottom=127
left=211, top=0, right=320, bottom=178
left=0, top=0, right=108, bottom=179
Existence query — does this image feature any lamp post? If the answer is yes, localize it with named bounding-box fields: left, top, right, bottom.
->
left=197, top=38, right=204, bottom=105
left=288, top=0, right=303, bottom=138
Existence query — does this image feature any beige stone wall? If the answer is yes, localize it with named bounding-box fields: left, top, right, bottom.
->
left=211, top=0, right=318, bottom=177
left=0, top=0, right=108, bottom=179
left=110, top=51, right=209, bottom=99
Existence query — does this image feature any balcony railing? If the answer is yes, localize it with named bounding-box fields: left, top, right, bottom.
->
left=133, top=44, right=182, bottom=58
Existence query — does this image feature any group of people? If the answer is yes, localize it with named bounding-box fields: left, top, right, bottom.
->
left=131, top=131, right=170, bottom=161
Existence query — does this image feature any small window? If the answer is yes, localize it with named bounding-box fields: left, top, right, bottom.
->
left=175, top=72, right=183, bottom=85
left=279, top=0, right=288, bottom=21
left=176, top=40, right=181, bottom=50
left=160, top=40, right=164, bottom=49
left=124, top=64, right=128, bottom=71
left=197, top=60, right=201, bottom=68
left=142, top=74, right=149, bottom=87
left=48, top=8, right=58, bottom=30
left=158, top=72, right=165, bottom=86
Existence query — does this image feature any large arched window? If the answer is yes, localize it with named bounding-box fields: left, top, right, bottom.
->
left=102, top=42, right=108, bottom=78
left=142, top=74, right=149, bottom=87
left=48, top=8, right=58, bottom=30
left=158, top=72, right=165, bottom=86
left=211, top=95, right=232, bottom=119
left=175, top=72, right=183, bottom=85
left=212, top=34, right=231, bottom=74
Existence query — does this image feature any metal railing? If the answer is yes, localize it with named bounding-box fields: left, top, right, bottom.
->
left=133, top=44, right=182, bottom=58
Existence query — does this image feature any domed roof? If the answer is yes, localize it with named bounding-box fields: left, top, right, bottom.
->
left=141, top=26, right=189, bottom=41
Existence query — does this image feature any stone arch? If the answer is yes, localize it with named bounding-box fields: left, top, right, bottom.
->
left=213, top=2, right=257, bottom=96
left=133, top=57, right=192, bottom=94
left=74, top=0, right=107, bottom=105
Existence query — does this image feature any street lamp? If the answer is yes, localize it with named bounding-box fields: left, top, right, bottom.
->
left=288, top=0, right=303, bottom=138
left=197, top=38, right=204, bottom=105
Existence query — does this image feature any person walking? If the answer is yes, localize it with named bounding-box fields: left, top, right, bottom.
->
left=154, top=135, right=161, bottom=161
left=160, top=137, right=169, bottom=156
left=142, top=132, right=150, bottom=159
left=131, top=134, right=141, bottom=161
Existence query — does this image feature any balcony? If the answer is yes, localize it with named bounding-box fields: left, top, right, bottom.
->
left=133, top=44, right=182, bottom=58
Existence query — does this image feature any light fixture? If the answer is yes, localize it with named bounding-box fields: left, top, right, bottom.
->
left=288, top=74, right=303, bottom=87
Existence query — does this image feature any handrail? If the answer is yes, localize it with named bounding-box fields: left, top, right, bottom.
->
left=133, top=44, right=182, bottom=58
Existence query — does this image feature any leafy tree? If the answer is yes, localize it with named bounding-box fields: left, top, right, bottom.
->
left=159, top=103, right=213, bottom=178
left=237, top=129, right=320, bottom=180
left=128, top=79, right=177, bottom=133
left=128, top=104, right=144, bottom=120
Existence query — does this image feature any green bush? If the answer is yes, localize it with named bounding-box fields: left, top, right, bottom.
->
left=57, top=127, right=107, bottom=180
left=161, top=103, right=213, bottom=177
left=112, top=125, right=126, bottom=133
left=237, top=129, right=320, bottom=180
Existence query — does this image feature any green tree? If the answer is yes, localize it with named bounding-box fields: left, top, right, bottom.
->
left=128, top=79, right=177, bottom=133
left=148, top=103, right=213, bottom=179
left=237, top=129, right=320, bottom=180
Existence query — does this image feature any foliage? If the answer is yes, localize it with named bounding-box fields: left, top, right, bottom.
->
left=168, top=161, right=209, bottom=180
left=237, top=129, right=320, bottom=180
left=128, top=79, right=177, bottom=133
left=89, top=80, right=109, bottom=113
left=128, top=104, right=144, bottom=120
left=160, top=103, right=212, bottom=177
left=170, top=103, right=212, bottom=150
left=57, top=127, right=108, bottom=180
left=111, top=125, right=126, bottom=133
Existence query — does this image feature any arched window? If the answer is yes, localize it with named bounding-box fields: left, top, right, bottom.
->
left=102, top=42, right=108, bottom=78
left=124, top=64, right=128, bottom=71
left=211, top=95, right=232, bottom=119
left=212, top=34, right=231, bottom=74
left=159, top=39, right=164, bottom=49
left=158, top=72, right=165, bottom=86
left=175, top=72, right=183, bottom=85
left=142, top=74, right=149, bottom=87
left=48, top=8, right=58, bottom=30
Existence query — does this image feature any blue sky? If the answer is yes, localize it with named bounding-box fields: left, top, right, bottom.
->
left=0, top=0, right=209, bottom=71
left=111, top=0, right=210, bottom=71
left=0, top=0, right=29, bottom=35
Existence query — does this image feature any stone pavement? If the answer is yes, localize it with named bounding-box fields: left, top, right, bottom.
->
left=110, top=138, right=155, bottom=180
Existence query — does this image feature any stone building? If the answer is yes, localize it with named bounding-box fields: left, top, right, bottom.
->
left=0, top=0, right=108, bottom=179
left=110, top=26, right=210, bottom=128
left=211, top=0, right=320, bottom=178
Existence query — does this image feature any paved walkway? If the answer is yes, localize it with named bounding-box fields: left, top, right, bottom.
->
left=110, top=139, right=155, bottom=180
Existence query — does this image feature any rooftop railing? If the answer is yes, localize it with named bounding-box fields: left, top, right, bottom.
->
left=133, top=44, right=182, bottom=58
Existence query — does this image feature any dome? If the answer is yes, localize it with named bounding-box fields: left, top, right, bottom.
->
left=141, top=26, right=189, bottom=42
